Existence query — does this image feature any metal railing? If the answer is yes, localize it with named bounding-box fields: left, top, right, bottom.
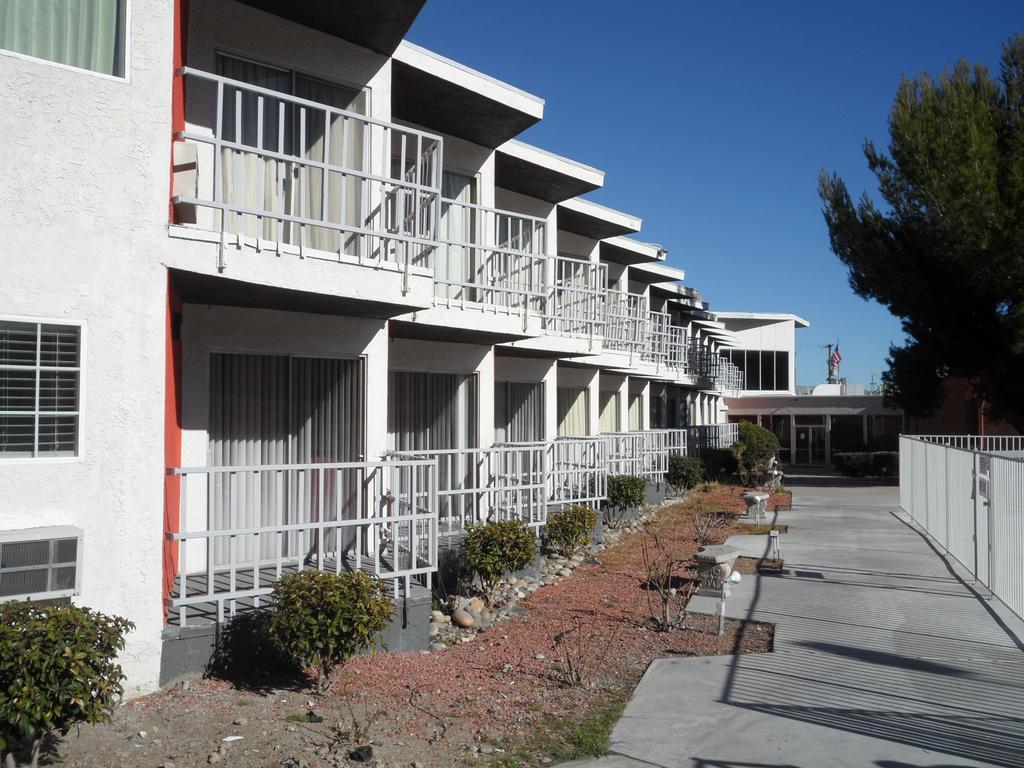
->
left=604, top=290, right=648, bottom=356
left=667, top=326, right=690, bottom=371
left=716, top=359, right=744, bottom=393
left=546, top=436, right=609, bottom=506
left=603, top=429, right=685, bottom=479
left=900, top=435, right=1024, bottom=620
left=389, top=444, right=548, bottom=536
left=686, top=422, right=739, bottom=452
left=165, top=458, right=438, bottom=627
left=688, top=340, right=712, bottom=383
left=175, top=68, right=443, bottom=277
left=429, top=200, right=548, bottom=316
left=913, top=435, right=1024, bottom=452
left=545, top=256, right=607, bottom=341
left=642, top=311, right=672, bottom=366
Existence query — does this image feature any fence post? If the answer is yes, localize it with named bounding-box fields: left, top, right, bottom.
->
left=972, top=451, right=980, bottom=581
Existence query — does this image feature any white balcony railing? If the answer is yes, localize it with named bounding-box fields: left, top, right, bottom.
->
left=428, top=200, right=548, bottom=317
left=604, top=290, right=648, bottom=356
left=914, top=435, right=1024, bottom=452
left=165, top=458, right=438, bottom=627
left=642, top=311, right=672, bottom=366
left=686, top=423, right=739, bottom=452
left=667, top=326, right=690, bottom=372
left=388, top=444, right=548, bottom=537
left=175, top=68, right=443, bottom=279
left=547, top=436, right=609, bottom=506
left=603, top=429, right=685, bottom=479
left=545, top=256, right=608, bottom=341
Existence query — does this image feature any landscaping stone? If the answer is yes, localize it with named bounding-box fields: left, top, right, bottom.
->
left=452, top=609, right=475, bottom=628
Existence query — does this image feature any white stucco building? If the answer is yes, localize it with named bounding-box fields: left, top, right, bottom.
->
left=0, top=0, right=746, bottom=692
left=717, top=312, right=903, bottom=464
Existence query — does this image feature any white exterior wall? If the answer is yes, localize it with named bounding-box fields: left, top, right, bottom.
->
left=721, top=318, right=798, bottom=395
left=0, top=0, right=174, bottom=692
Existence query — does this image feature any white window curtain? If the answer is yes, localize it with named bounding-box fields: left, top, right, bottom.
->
left=628, top=393, right=642, bottom=431
left=495, top=382, right=544, bottom=443
left=388, top=371, right=478, bottom=451
left=0, top=0, right=126, bottom=77
left=598, top=390, right=619, bottom=434
left=208, top=353, right=365, bottom=564
left=557, top=387, right=589, bottom=438
left=216, top=55, right=367, bottom=250
left=437, top=172, right=476, bottom=301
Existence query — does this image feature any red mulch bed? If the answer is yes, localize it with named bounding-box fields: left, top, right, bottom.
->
left=56, top=485, right=778, bottom=768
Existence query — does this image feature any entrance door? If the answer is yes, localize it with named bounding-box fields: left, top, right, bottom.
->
left=794, top=424, right=827, bottom=465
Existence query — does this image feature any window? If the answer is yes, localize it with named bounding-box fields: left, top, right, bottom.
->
left=0, top=0, right=128, bottom=78
left=0, top=320, right=81, bottom=459
left=720, top=349, right=790, bottom=391
left=495, top=382, right=544, bottom=442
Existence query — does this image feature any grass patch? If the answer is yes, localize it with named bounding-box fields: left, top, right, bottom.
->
left=518, top=687, right=630, bottom=763
left=738, top=523, right=789, bottom=535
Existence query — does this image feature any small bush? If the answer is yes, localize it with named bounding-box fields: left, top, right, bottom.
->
left=666, top=454, right=705, bottom=493
left=734, top=421, right=780, bottom=486
left=546, top=505, right=598, bottom=557
left=833, top=451, right=899, bottom=477
left=464, top=520, right=537, bottom=603
left=0, top=602, right=133, bottom=767
left=605, top=475, right=646, bottom=528
left=268, top=571, right=393, bottom=694
left=699, top=448, right=739, bottom=479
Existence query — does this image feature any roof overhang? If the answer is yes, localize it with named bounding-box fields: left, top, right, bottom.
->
left=558, top=199, right=641, bottom=241
left=715, top=311, right=811, bottom=328
left=629, top=261, right=684, bottom=284
left=234, top=0, right=424, bottom=54
left=599, top=235, right=663, bottom=265
left=392, top=42, right=544, bottom=148
left=495, top=140, right=604, bottom=203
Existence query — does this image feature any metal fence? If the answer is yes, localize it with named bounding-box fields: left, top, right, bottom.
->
left=430, top=199, right=548, bottom=317
left=642, top=311, right=672, bottom=366
left=603, top=429, right=684, bottom=479
left=604, top=290, right=648, bottom=356
left=547, top=436, right=609, bottom=507
left=176, top=68, right=443, bottom=276
left=545, top=256, right=608, bottom=342
left=900, top=435, right=1024, bottom=620
left=166, top=458, right=438, bottom=627
left=686, top=422, right=739, bottom=452
left=389, top=444, right=548, bottom=537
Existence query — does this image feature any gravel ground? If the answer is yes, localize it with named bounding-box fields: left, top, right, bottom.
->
left=54, top=486, right=787, bottom=768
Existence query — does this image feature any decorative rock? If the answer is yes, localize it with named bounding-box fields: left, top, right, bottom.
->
left=207, top=754, right=221, bottom=765
left=429, top=623, right=440, bottom=637
left=430, top=642, right=447, bottom=651
left=559, top=569, right=572, bottom=577
left=468, top=596, right=485, bottom=613
left=452, top=608, right=475, bottom=628
left=534, top=653, right=545, bottom=660
left=430, top=610, right=445, bottom=622
left=514, top=578, right=528, bottom=589
left=349, top=745, right=373, bottom=762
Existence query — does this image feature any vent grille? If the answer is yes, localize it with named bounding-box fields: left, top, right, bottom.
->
left=0, top=531, right=81, bottom=600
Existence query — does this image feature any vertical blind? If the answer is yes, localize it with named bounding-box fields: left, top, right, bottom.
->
left=557, top=387, right=589, bottom=437
left=388, top=371, right=478, bottom=451
left=628, top=393, right=642, bottom=431
left=216, top=54, right=368, bottom=251
left=437, top=171, right=477, bottom=300
left=0, top=0, right=127, bottom=77
left=0, top=320, right=80, bottom=458
left=208, top=353, right=364, bottom=562
left=495, top=382, right=544, bottom=443
left=598, top=390, right=619, bottom=433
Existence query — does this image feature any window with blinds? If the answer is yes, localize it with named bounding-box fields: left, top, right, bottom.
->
left=495, top=382, right=544, bottom=443
left=0, top=320, right=81, bottom=459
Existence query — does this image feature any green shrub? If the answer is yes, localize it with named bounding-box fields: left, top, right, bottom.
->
left=0, top=602, right=133, bottom=766
left=734, top=421, right=780, bottom=486
left=605, top=475, right=646, bottom=528
left=833, top=451, right=899, bottom=477
left=546, top=505, right=598, bottom=557
left=268, top=570, right=392, bottom=694
left=666, top=454, right=705, bottom=492
left=464, top=520, right=537, bottom=603
left=699, top=448, right=739, bottom=479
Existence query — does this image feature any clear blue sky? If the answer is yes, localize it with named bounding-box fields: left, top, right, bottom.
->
left=407, top=1, right=1023, bottom=387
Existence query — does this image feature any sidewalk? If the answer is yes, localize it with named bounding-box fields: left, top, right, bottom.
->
left=564, top=481, right=1024, bottom=768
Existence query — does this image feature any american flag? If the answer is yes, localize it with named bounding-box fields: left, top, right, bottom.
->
left=831, top=344, right=842, bottom=366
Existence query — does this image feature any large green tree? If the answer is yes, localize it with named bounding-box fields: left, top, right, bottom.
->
left=819, top=34, right=1024, bottom=429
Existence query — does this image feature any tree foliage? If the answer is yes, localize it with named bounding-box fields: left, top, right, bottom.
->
left=733, top=421, right=780, bottom=486
left=819, top=34, right=1024, bottom=428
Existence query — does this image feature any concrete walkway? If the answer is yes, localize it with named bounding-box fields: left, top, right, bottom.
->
left=565, top=481, right=1024, bottom=768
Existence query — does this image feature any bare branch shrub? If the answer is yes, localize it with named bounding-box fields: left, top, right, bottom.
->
left=552, top=615, right=618, bottom=688
left=689, top=503, right=729, bottom=548
left=639, top=530, right=696, bottom=631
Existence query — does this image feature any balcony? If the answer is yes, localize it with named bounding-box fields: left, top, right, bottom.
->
left=165, top=458, right=439, bottom=626
left=642, top=311, right=672, bottom=366
left=667, top=326, right=691, bottom=373
left=173, top=68, right=442, bottom=284
left=686, top=423, right=739, bottom=452
left=425, top=200, right=548, bottom=316
left=603, top=429, right=687, bottom=479
left=545, top=257, right=607, bottom=341
left=604, top=290, right=648, bottom=357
